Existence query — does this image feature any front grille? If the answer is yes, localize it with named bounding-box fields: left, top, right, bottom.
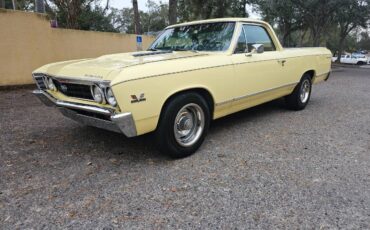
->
left=34, top=75, right=46, bottom=90
left=54, top=80, right=94, bottom=100
left=33, top=74, right=96, bottom=101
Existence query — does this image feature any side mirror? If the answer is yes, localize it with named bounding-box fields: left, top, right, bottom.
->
left=245, top=44, right=264, bottom=57
left=252, top=44, right=264, bottom=54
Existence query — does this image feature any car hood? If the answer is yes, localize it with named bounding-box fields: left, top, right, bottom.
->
left=35, top=51, right=208, bottom=82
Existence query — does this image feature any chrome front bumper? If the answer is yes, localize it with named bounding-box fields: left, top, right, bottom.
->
left=33, top=90, right=137, bottom=137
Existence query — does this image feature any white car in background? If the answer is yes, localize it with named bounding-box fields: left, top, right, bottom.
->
left=332, top=54, right=368, bottom=65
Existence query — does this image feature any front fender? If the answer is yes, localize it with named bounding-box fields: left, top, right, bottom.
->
left=112, top=76, right=216, bottom=136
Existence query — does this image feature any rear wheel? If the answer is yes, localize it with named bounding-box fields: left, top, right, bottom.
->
left=155, top=92, right=210, bottom=158
left=285, top=74, right=312, bottom=111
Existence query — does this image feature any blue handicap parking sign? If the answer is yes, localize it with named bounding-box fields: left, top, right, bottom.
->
left=136, top=36, right=142, bottom=43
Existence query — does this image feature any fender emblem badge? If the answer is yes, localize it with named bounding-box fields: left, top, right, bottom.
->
left=131, top=93, right=146, bottom=103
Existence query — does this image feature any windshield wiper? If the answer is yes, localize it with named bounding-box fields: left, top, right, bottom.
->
left=172, top=48, right=198, bottom=53
left=148, top=48, right=175, bottom=53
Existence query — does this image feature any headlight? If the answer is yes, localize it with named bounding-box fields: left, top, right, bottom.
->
left=47, top=78, right=56, bottom=91
left=105, top=87, right=117, bottom=107
left=43, top=76, right=56, bottom=91
left=91, top=85, right=105, bottom=104
left=42, top=76, right=49, bottom=89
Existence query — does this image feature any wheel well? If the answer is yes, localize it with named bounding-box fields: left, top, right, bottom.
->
left=303, top=70, right=315, bottom=82
left=304, top=70, right=315, bottom=80
left=160, top=88, right=215, bottom=120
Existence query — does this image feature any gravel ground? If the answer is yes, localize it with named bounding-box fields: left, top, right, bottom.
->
left=1, top=67, right=369, bottom=229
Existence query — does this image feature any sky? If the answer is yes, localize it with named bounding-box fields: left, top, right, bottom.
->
left=106, top=0, right=260, bottom=19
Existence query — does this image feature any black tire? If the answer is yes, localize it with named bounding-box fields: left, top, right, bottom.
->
left=285, top=74, right=312, bottom=111
left=357, top=61, right=365, bottom=65
left=155, top=92, right=211, bottom=158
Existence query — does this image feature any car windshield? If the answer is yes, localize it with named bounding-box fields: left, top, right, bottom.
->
left=149, top=22, right=236, bottom=52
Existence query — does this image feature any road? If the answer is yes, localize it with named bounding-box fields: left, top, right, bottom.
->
left=1, top=67, right=369, bottom=229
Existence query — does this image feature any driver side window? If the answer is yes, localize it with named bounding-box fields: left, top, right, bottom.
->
left=243, top=25, right=276, bottom=52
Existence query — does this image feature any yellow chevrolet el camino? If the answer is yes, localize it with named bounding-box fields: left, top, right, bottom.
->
left=32, top=18, right=332, bottom=158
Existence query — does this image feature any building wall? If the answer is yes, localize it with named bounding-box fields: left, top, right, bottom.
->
left=0, top=10, right=155, bottom=86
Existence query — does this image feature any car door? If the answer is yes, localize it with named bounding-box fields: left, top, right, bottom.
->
left=342, top=55, right=351, bottom=64
left=230, top=24, right=287, bottom=111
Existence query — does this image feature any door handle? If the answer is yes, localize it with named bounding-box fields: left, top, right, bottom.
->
left=278, top=59, right=286, bottom=66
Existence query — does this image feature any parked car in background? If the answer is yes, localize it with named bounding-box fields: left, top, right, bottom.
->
left=352, top=53, right=370, bottom=64
left=332, top=54, right=368, bottom=65
left=32, top=18, right=332, bottom=158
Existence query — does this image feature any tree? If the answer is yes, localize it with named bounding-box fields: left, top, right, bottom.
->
left=357, top=31, right=370, bottom=50
left=78, top=6, right=117, bottom=32
left=45, top=0, right=117, bottom=32
left=132, top=0, right=142, bottom=34
left=230, top=0, right=249, bottom=17
left=177, top=0, right=249, bottom=22
left=294, top=0, right=338, bottom=47
left=110, top=8, right=135, bottom=33
left=35, top=0, right=45, bottom=13
left=251, top=0, right=305, bottom=47
left=334, top=0, right=370, bottom=62
left=169, top=0, right=177, bottom=24
left=48, top=0, right=84, bottom=29
left=18, top=0, right=35, bottom=10
left=110, top=1, right=169, bottom=34
left=142, top=0, right=169, bottom=32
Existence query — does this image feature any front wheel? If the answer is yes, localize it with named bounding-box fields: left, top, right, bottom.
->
left=357, top=61, right=365, bottom=65
left=155, top=92, right=210, bottom=158
left=285, top=74, right=312, bottom=111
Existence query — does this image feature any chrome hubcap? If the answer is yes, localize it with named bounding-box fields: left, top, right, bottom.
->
left=300, top=80, right=310, bottom=103
left=174, top=103, right=205, bottom=147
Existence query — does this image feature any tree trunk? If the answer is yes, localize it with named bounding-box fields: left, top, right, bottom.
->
left=312, top=30, right=321, bottom=47
left=132, top=0, right=142, bottom=34
left=299, top=30, right=307, bottom=47
left=35, top=0, right=45, bottom=13
left=336, top=37, right=346, bottom=63
left=0, top=0, right=5, bottom=8
left=282, top=32, right=291, bottom=47
left=169, top=0, right=177, bottom=25
left=67, top=1, right=81, bottom=29
left=242, top=0, right=248, bottom=17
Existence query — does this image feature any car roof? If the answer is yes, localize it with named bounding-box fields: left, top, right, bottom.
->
left=166, top=18, right=268, bottom=29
